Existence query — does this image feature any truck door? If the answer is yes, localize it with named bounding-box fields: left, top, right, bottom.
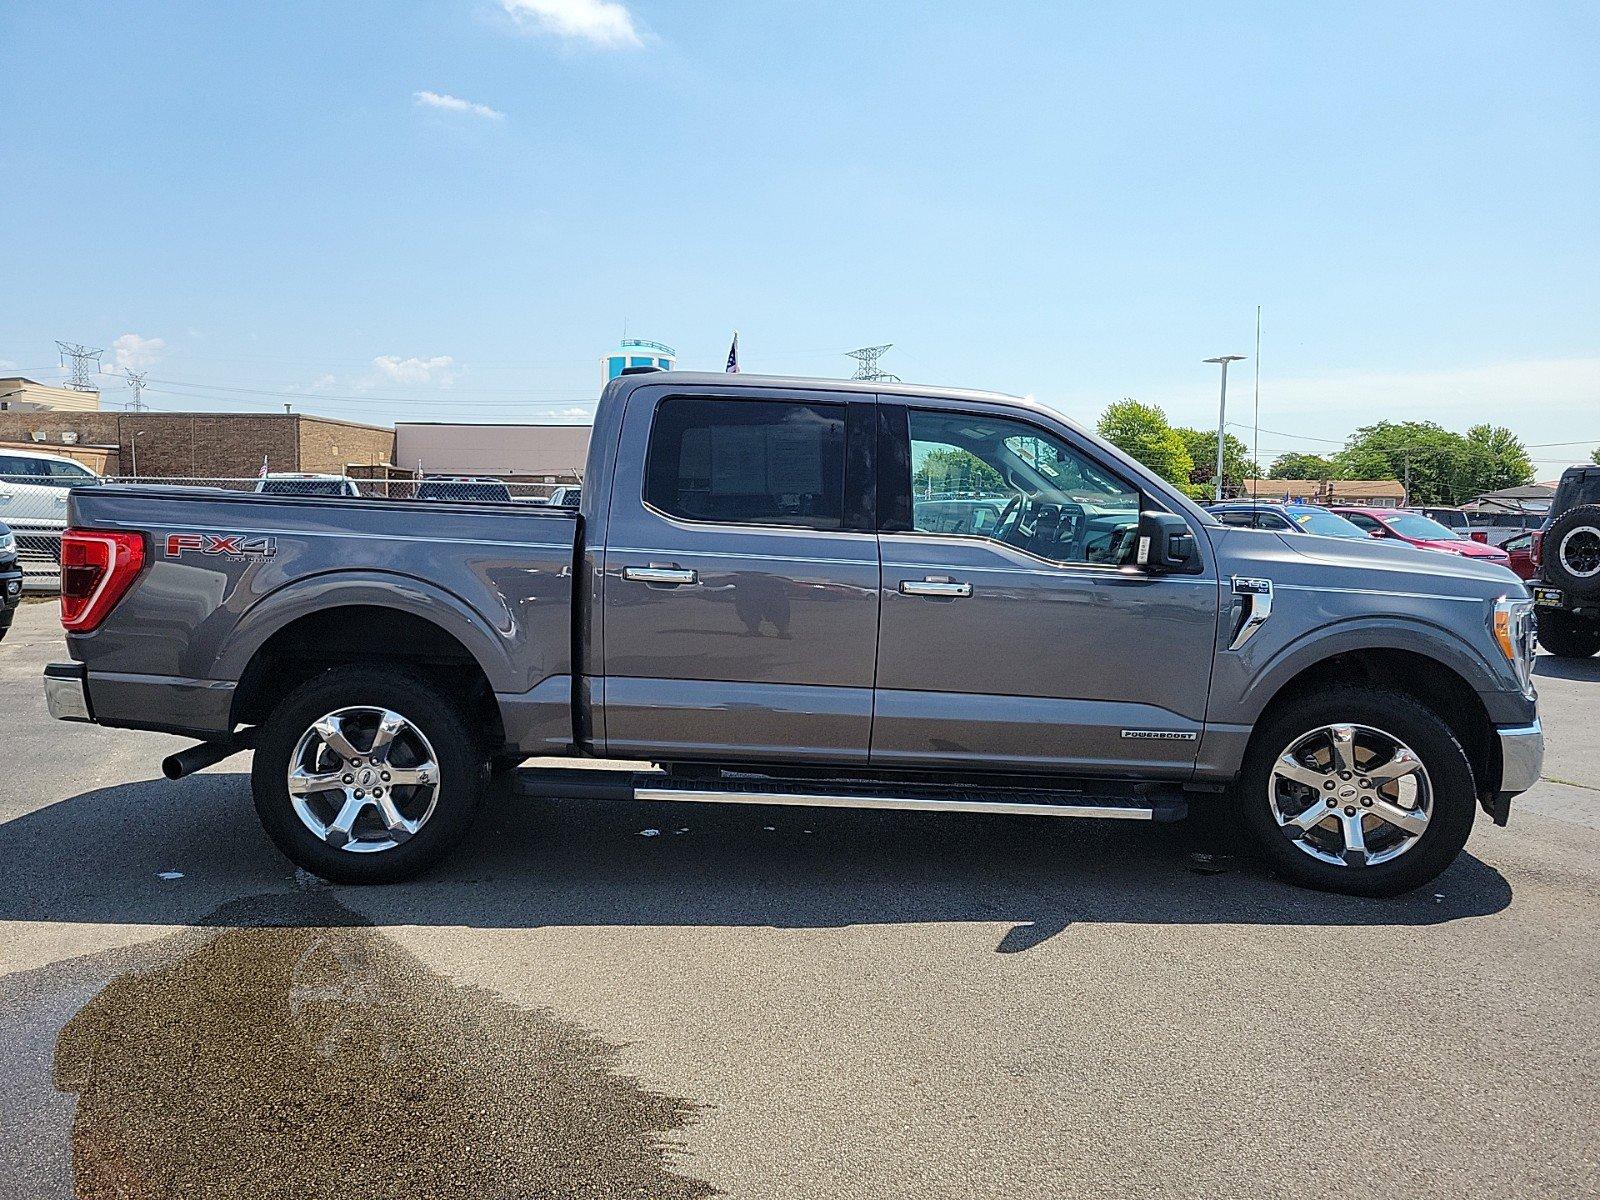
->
left=871, top=400, right=1219, bottom=777
left=600, top=386, right=880, bottom=764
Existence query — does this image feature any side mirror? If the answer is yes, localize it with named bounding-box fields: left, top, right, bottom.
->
left=1470, top=531, right=1488, bottom=544
left=1134, top=511, right=1202, bottom=574
left=1369, top=530, right=1385, bottom=539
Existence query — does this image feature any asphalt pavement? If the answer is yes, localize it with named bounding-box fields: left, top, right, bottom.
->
left=2, top=598, right=1597, bottom=1199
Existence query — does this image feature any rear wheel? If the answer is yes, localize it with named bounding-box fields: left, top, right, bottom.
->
left=1238, top=686, right=1476, bottom=896
left=251, top=667, right=486, bottom=883
left=1535, top=610, right=1600, bottom=659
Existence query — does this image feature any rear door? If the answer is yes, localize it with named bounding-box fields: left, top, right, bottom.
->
left=872, top=400, right=1219, bottom=777
left=600, top=386, right=880, bottom=764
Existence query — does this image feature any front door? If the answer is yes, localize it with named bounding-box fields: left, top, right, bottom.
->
left=601, top=387, right=880, bottom=764
left=871, top=401, right=1219, bottom=777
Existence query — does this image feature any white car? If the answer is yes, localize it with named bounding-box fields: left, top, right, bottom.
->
left=0, top=447, right=104, bottom=535
left=254, top=473, right=363, bottom=498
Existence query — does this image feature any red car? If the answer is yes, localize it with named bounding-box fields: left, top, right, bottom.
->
left=1330, top=507, right=1513, bottom=568
left=1500, top=531, right=1537, bottom=580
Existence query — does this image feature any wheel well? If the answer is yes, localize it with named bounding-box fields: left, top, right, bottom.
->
left=1256, top=648, right=1495, bottom=793
left=231, top=606, right=505, bottom=748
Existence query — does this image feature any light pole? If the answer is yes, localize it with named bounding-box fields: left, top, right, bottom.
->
left=1203, top=355, right=1247, bottom=501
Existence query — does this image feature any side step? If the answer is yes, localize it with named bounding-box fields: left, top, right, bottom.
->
left=516, top=768, right=1187, bottom=823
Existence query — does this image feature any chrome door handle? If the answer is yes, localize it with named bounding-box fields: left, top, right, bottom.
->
left=899, top=578, right=972, bottom=598
left=622, top=565, right=698, bottom=586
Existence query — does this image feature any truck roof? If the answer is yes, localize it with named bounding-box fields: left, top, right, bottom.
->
left=631, top=370, right=1027, bottom=406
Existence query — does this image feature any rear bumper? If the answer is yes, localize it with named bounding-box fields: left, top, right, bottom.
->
left=44, top=662, right=93, bottom=722
left=44, top=662, right=235, bottom=736
left=1496, top=720, right=1544, bottom=797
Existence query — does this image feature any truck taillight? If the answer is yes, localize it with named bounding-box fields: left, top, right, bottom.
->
left=61, top=529, right=146, bottom=632
left=1530, top=529, right=1544, bottom=568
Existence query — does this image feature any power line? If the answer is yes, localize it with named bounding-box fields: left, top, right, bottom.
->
left=124, top=370, right=147, bottom=411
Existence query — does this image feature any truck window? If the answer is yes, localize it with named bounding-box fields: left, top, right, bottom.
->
left=903, top=408, right=1139, bottom=566
left=644, top=397, right=846, bottom=530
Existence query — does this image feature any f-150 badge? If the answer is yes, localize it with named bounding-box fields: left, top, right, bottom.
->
left=165, top=532, right=278, bottom=559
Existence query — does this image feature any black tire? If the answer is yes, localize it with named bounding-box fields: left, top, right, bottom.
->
left=1237, top=686, right=1477, bottom=897
left=1542, top=503, right=1600, bottom=599
left=1535, top=609, right=1600, bottom=659
left=251, top=666, right=486, bottom=884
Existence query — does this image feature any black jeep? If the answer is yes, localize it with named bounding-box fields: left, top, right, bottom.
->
left=1531, top=465, right=1600, bottom=658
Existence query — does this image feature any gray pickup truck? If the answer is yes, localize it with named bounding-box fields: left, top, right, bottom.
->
left=44, top=371, right=1542, bottom=895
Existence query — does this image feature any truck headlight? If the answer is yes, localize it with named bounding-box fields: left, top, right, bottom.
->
left=1493, top=596, right=1536, bottom=696
left=0, top=531, right=12, bottom=553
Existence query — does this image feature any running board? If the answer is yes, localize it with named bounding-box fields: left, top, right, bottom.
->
left=516, top=769, right=1187, bottom=822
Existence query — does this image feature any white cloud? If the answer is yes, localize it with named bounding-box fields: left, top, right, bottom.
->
left=309, top=373, right=337, bottom=391
left=0, top=359, right=16, bottom=370
left=112, top=333, right=166, bottom=371
left=500, top=0, right=641, bottom=47
left=371, top=355, right=462, bottom=387
left=413, top=90, right=505, bottom=120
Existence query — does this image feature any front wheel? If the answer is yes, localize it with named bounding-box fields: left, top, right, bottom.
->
left=1237, top=686, right=1477, bottom=897
left=251, top=667, right=486, bottom=883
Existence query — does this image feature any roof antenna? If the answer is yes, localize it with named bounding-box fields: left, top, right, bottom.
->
left=1252, top=306, right=1261, bottom=503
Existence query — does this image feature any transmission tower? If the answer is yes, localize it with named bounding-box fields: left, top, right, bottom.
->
left=845, top=344, right=900, bottom=382
left=56, top=341, right=104, bottom=392
left=124, top=370, right=148, bottom=411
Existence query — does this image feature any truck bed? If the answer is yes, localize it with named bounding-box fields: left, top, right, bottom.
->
left=65, top=484, right=579, bottom=750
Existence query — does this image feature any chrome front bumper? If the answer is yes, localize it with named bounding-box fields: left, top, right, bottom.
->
left=1497, top=720, right=1544, bottom=796
left=44, top=662, right=92, bottom=723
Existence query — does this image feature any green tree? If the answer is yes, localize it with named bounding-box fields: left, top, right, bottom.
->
left=1459, top=424, right=1534, bottom=495
left=1335, top=421, right=1466, bottom=505
left=1096, top=399, right=1192, bottom=488
left=1268, top=451, right=1337, bottom=480
left=1589, top=446, right=1599, bottom=467
left=1175, top=428, right=1261, bottom=496
left=912, top=446, right=1005, bottom=496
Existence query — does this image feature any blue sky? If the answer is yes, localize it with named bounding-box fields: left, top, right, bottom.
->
left=2, top=1, right=1596, bottom=471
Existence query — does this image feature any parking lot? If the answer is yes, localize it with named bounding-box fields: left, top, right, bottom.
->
left=2, top=597, right=1598, bottom=1198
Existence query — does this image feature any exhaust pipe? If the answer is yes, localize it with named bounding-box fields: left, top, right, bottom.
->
left=161, top=730, right=257, bottom=780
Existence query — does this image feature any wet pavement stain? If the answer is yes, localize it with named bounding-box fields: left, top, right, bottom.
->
left=0, top=894, right=714, bottom=1200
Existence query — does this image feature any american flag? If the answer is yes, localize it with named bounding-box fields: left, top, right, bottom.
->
left=725, top=332, right=739, bottom=373
left=258, top=454, right=269, bottom=479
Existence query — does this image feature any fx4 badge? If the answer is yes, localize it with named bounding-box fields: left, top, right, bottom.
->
left=165, top=532, right=278, bottom=560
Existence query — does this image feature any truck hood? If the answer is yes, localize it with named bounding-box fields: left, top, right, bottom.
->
left=1272, top=530, right=1526, bottom=601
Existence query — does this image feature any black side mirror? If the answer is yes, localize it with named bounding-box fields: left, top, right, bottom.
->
left=1135, top=511, right=1203, bottom=573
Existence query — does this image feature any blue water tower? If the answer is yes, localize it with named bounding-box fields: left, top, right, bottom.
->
left=601, top=338, right=676, bottom=385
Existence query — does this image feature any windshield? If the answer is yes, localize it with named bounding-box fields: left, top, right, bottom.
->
left=1288, top=508, right=1370, bottom=538
left=1386, top=513, right=1461, bottom=540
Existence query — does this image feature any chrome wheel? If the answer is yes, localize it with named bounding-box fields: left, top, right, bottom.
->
left=1268, top=723, right=1432, bottom=867
left=287, top=707, right=440, bottom=854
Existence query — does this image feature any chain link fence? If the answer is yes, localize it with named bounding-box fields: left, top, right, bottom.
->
left=0, top=473, right=578, bottom=591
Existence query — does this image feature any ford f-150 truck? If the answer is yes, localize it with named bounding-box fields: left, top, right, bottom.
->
left=43, top=371, right=1543, bottom=895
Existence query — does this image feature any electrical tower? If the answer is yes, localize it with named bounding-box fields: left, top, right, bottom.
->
left=845, top=344, right=900, bottom=382
left=55, top=341, right=104, bottom=392
left=124, top=370, right=148, bottom=412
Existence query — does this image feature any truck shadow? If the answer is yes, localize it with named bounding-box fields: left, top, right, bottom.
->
left=1533, top=653, right=1600, bottom=683
left=0, top=772, right=1513, bottom=953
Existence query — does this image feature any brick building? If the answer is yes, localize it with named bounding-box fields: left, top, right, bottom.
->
left=0, top=411, right=394, bottom=478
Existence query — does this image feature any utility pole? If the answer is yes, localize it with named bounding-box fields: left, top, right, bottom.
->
left=124, top=370, right=147, bottom=412
left=56, top=341, right=104, bottom=392
left=1203, top=355, right=1247, bottom=501
left=845, top=344, right=900, bottom=382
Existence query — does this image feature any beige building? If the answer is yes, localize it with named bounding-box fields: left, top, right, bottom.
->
left=0, top=377, right=101, bottom=413
left=394, top=422, right=592, bottom=482
left=1242, top=478, right=1408, bottom=506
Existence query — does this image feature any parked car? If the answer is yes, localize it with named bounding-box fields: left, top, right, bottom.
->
left=1528, top=464, right=1600, bottom=658
left=416, top=476, right=514, bottom=503
left=0, top=447, right=103, bottom=536
left=1206, top=502, right=1371, bottom=540
left=1501, top=532, right=1537, bottom=581
left=44, top=371, right=1541, bottom=898
left=255, top=473, right=363, bottom=498
left=0, top=521, right=21, bottom=642
left=1331, top=507, right=1512, bottom=568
